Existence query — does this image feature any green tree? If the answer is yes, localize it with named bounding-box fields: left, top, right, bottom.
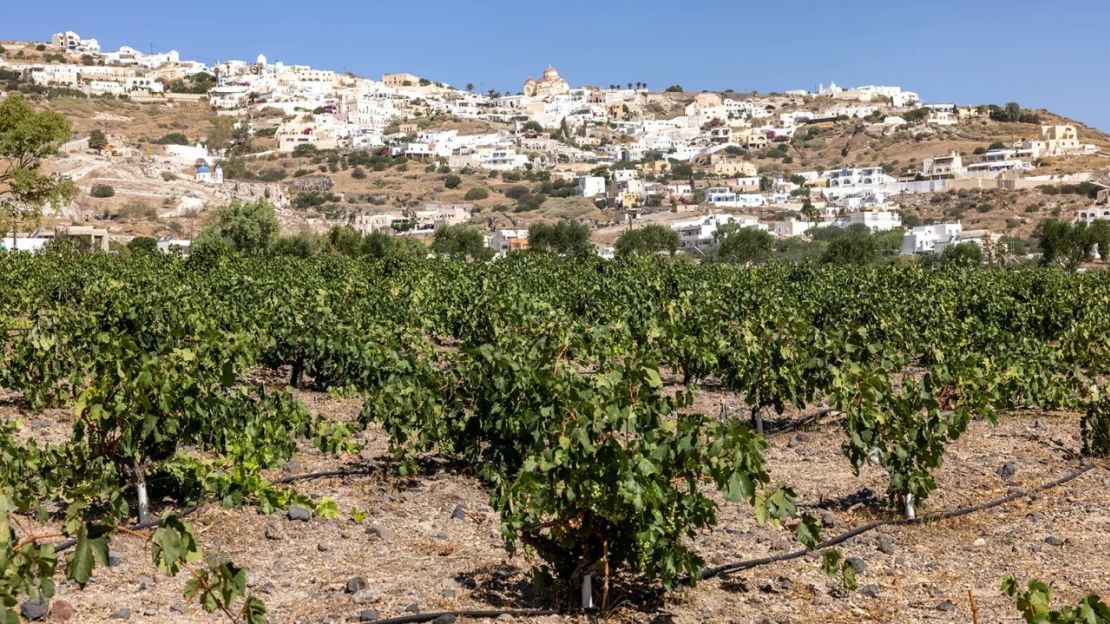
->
left=800, top=199, right=818, bottom=221
left=821, top=232, right=877, bottom=265
left=714, top=227, right=773, bottom=264
left=939, top=242, right=984, bottom=268
left=1038, top=219, right=1089, bottom=270
left=614, top=224, right=681, bottom=257
left=202, top=199, right=280, bottom=255
left=444, top=174, right=462, bottom=189
left=325, top=225, right=363, bottom=256
left=1004, top=101, right=1022, bottom=123
left=206, top=116, right=235, bottom=152
left=156, top=132, right=189, bottom=145
left=0, top=95, right=78, bottom=247
left=527, top=220, right=592, bottom=256
left=430, top=223, right=492, bottom=260
left=664, top=85, right=684, bottom=92
left=88, top=129, right=108, bottom=153
left=126, top=236, right=158, bottom=254
left=272, top=232, right=319, bottom=258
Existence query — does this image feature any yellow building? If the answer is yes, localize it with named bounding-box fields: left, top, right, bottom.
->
left=523, top=66, right=570, bottom=98
left=640, top=160, right=673, bottom=176
left=382, top=73, right=421, bottom=88
left=712, top=161, right=757, bottom=177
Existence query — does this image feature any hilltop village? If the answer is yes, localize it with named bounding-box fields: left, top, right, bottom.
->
left=3, top=30, right=1110, bottom=263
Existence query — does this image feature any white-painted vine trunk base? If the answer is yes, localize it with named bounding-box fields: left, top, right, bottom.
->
left=904, top=493, right=916, bottom=520
left=581, top=573, right=593, bottom=609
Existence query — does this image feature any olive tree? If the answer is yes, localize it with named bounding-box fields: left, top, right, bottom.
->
left=0, top=95, right=78, bottom=247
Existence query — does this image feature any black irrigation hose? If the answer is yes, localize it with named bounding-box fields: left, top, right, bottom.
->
left=368, top=609, right=562, bottom=624
left=696, top=462, right=1097, bottom=581
left=272, top=466, right=383, bottom=485
left=357, top=463, right=1100, bottom=623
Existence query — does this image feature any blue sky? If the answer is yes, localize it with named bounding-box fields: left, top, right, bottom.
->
left=5, top=0, right=1109, bottom=129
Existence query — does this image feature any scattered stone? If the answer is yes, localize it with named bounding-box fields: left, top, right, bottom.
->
left=272, top=560, right=289, bottom=573
left=170, top=604, right=188, bottom=614
left=346, top=576, right=368, bottom=593
left=894, top=557, right=906, bottom=566
left=937, top=600, right=956, bottom=613
left=1032, top=419, right=1045, bottom=429
left=366, top=525, right=392, bottom=541
left=246, top=571, right=261, bottom=588
left=877, top=536, right=895, bottom=555
left=288, top=505, right=312, bottom=521
left=859, top=584, right=880, bottom=598
left=450, top=505, right=467, bottom=521
left=973, top=538, right=986, bottom=547
left=440, top=589, right=457, bottom=599
left=433, top=616, right=457, bottom=624
left=845, top=557, right=867, bottom=574
left=265, top=521, right=285, bottom=540
left=404, top=603, right=421, bottom=613
left=812, top=594, right=831, bottom=606
left=817, top=509, right=836, bottom=528
left=340, top=530, right=352, bottom=539
left=259, top=582, right=275, bottom=594
left=282, top=460, right=301, bottom=473
left=997, top=461, right=1016, bottom=481
left=352, top=589, right=381, bottom=605
left=49, top=600, right=74, bottom=621
left=109, top=608, right=132, bottom=620
left=787, top=435, right=801, bottom=448
left=358, top=609, right=380, bottom=622
left=496, top=615, right=514, bottom=621
left=1027, top=512, right=1044, bottom=522
left=317, top=542, right=330, bottom=552
left=138, top=575, right=156, bottom=590
left=758, top=579, right=776, bottom=593
left=775, top=577, right=793, bottom=593
left=108, top=555, right=122, bottom=567
left=1044, top=536, right=1064, bottom=547
left=20, top=599, right=48, bottom=621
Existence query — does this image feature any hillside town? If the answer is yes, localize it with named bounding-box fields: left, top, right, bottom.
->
left=3, top=29, right=1110, bottom=263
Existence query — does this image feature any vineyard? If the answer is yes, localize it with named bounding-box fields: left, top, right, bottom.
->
left=0, top=251, right=1107, bottom=623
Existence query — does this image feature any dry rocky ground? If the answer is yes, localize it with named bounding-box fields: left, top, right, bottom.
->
left=2, top=381, right=1107, bottom=624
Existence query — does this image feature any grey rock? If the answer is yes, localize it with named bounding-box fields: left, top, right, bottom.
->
left=997, top=461, right=1016, bottom=481
left=817, top=509, right=836, bottom=528
left=496, top=615, right=514, bottom=621
left=859, top=584, right=880, bottom=598
left=788, top=435, right=801, bottom=448
left=352, top=588, right=381, bottom=605
left=450, top=504, right=467, bottom=521
left=366, top=525, right=392, bottom=541
left=358, top=609, right=380, bottom=622
left=895, top=557, right=906, bottom=566
left=259, top=582, right=275, bottom=594
left=20, top=598, right=48, bottom=621
left=1027, top=512, right=1044, bottom=522
left=877, top=536, right=895, bottom=555
left=109, top=608, right=132, bottom=620
left=108, top=554, right=123, bottom=567
left=440, top=589, right=457, bottom=599
left=404, top=603, right=421, bottom=613
left=317, top=542, right=330, bottom=552
left=265, top=521, right=285, bottom=540
left=846, top=556, right=867, bottom=574
left=246, top=571, right=261, bottom=588
left=812, top=594, right=831, bottom=606
left=288, top=505, right=312, bottom=521
left=138, top=575, right=156, bottom=590
left=170, top=603, right=188, bottom=614
left=340, top=530, right=352, bottom=539
left=937, top=600, right=956, bottom=612
left=346, top=576, right=368, bottom=594
left=433, top=616, right=457, bottom=624
left=282, top=460, right=301, bottom=473
left=1044, top=536, right=1064, bottom=547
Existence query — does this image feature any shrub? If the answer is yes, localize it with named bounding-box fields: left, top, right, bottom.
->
left=463, top=187, right=489, bottom=201
left=161, top=171, right=177, bottom=181
left=351, top=167, right=367, bottom=179
left=127, top=236, right=158, bottom=253
left=118, top=200, right=158, bottom=220
left=156, top=132, right=189, bottom=145
left=90, top=184, right=115, bottom=198
left=444, top=174, right=462, bottom=189
left=505, top=185, right=530, bottom=201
